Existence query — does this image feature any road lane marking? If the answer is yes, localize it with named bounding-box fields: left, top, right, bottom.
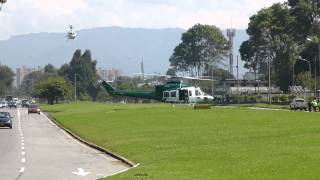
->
left=72, top=168, right=91, bottom=177
left=15, top=109, right=27, bottom=180
left=19, top=167, right=25, bottom=173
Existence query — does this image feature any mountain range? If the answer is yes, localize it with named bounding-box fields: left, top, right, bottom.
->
left=0, top=26, right=249, bottom=76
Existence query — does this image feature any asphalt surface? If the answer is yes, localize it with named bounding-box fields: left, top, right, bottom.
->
left=0, top=108, right=129, bottom=180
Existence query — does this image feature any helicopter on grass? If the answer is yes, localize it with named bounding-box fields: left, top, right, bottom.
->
left=97, top=75, right=214, bottom=104
left=67, top=25, right=77, bottom=40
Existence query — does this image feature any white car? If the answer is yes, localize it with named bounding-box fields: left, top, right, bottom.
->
left=1, top=101, right=8, bottom=108
left=290, top=98, right=308, bottom=111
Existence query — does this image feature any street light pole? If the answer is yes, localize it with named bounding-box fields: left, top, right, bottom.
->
left=268, top=56, right=271, bottom=105
left=74, top=73, right=77, bottom=101
left=300, top=58, right=312, bottom=93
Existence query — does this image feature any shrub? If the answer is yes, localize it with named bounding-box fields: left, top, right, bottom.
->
left=279, top=95, right=288, bottom=102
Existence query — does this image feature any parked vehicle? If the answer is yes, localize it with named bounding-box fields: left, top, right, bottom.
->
left=0, top=111, right=12, bottom=129
left=289, top=98, right=308, bottom=111
left=28, top=104, right=41, bottom=114
left=1, top=101, right=8, bottom=108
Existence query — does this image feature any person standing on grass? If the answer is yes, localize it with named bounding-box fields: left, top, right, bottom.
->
left=312, top=99, right=318, bottom=112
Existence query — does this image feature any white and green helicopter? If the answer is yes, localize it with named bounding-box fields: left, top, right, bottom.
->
left=98, top=74, right=214, bottom=104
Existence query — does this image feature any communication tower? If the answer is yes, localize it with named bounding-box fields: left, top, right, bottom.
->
left=140, top=59, right=145, bottom=80
left=227, top=28, right=236, bottom=78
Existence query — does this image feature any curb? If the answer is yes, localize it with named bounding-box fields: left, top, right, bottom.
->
left=43, top=112, right=136, bottom=168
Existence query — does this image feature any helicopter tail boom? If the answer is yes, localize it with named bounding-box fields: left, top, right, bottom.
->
left=101, top=81, right=116, bottom=94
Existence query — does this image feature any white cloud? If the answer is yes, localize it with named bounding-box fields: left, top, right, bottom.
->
left=0, top=0, right=285, bottom=40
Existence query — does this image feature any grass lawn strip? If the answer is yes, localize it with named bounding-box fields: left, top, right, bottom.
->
left=43, top=102, right=320, bottom=180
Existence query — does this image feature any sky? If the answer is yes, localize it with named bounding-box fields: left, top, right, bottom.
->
left=0, top=0, right=285, bottom=40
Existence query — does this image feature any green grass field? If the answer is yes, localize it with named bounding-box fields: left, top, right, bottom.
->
left=43, top=102, right=320, bottom=180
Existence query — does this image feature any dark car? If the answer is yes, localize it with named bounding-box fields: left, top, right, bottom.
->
left=21, top=99, right=29, bottom=108
left=8, top=101, right=17, bottom=108
left=0, top=112, right=12, bottom=129
left=28, top=104, right=40, bottom=114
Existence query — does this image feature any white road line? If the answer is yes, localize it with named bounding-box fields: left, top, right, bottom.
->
left=19, top=167, right=25, bottom=173
left=17, top=109, right=27, bottom=178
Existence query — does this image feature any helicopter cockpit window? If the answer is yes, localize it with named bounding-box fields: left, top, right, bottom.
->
left=164, top=92, right=169, bottom=98
left=189, top=91, right=192, bottom=97
left=170, top=91, right=176, bottom=97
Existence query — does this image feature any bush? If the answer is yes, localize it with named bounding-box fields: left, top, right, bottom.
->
left=279, top=95, right=288, bottom=102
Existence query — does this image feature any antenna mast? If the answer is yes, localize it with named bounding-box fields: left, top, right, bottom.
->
left=227, top=28, right=236, bottom=79
left=140, top=59, right=145, bottom=80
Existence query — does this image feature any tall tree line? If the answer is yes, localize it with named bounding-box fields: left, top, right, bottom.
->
left=240, top=0, right=320, bottom=91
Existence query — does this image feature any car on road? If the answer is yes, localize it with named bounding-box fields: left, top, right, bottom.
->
left=8, top=101, right=17, bottom=108
left=0, top=112, right=12, bottom=129
left=28, top=104, right=41, bottom=114
left=1, top=101, right=8, bottom=108
left=290, top=98, right=308, bottom=111
left=21, top=99, right=29, bottom=108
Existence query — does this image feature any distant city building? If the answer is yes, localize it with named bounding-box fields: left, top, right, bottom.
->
left=16, top=66, right=43, bottom=87
left=97, top=68, right=122, bottom=82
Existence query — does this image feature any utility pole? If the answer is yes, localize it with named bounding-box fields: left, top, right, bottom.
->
left=211, top=65, right=214, bottom=96
left=74, top=73, right=77, bottom=101
left=293, top=61, right=295, bottom=87
left=268, top=57, right=271, bottom=105
left=318, top=44, right=320, bottom=99
left=314, top=56, right=317, bottom=98
left=237, top=56, right=240, bottom=105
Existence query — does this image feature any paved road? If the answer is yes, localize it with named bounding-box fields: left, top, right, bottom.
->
left=0, top=108, right=130, bottom=180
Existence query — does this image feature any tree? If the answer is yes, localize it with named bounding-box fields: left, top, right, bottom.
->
left=240, top=3, right=307, bottom=91
left=169, top=24, right=228, bottom=76
left=18, top=71, right=47, bottom=97
left=65, top=49, right=100, bottom=101
left=33, top=76, right=71, bottom=105
left=166, top=67, right=177, bottom=76
left=44, top=64, right=56, bottom=74
left=0, top=64, right=15, bottom=96
left=241, top=1, right=320, bottom=92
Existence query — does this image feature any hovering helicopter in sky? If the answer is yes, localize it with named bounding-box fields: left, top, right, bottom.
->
left=97, top=75, right=214, bottom=103
left=67, top=25, right=77, bottom=40
left=0, top=0, right=7, bottom=11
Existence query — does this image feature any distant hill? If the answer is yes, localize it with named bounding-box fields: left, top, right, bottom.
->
left=0, top=26, right=248, bottom=76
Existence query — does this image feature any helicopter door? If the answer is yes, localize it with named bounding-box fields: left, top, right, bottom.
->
left=179, top=90, right=188, bottom=101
